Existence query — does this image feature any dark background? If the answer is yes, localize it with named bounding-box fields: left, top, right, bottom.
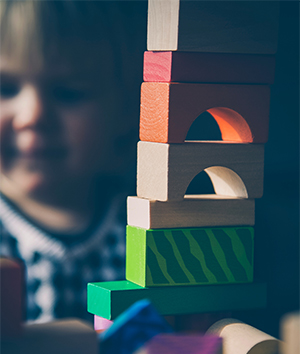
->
left=236, top=0, right=299, bottom=337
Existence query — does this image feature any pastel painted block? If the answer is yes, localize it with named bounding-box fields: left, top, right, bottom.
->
left=100, top=299, right=172, bottom=354
left=0, top=257, right=24, bottom=339
left=94, top=315, right=113, bottom=331
left=127, top=195, right=255, bottom=229
left=140, top=82, right=270, bottom=144
left=137, top=141, right=264, bottom=201
left=207, top=318, right=281, bottom=354
left=148, top=0, right=279, bottom=54
left=134, top=334, right=222, bottom=354
left=87, top=281, right=267, bottom=320
left=126, top=226, right=254, bottom=287
left=144, top=51, right=276, bottom=84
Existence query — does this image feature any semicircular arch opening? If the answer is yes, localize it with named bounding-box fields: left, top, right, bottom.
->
left=185, top=107, right=253, bottom=143
left=184, top=166, right=248, bottom=199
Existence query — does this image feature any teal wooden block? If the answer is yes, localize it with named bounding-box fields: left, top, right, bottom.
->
left=87, top=281, right=267, bottom=320
left=126, top=226, right=254, bottom=287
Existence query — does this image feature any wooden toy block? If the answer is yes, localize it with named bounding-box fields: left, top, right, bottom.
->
left=87, top=281, right=267, bottom=320
left=126, top=226, right=254, bottom=287
left=143, top=51, right=276, bottom=84
left=140, top=82, right=270, bottom=144
left=137, top=141, right=264, bottom=201
left=1, top=319, right=98, bottom=354
left=147, top=0, right=279, bottom=54
left=127, top=196, right=255, bottom=229
left=134, top=333, right=222, bottom=354
left=0, top=257, right=23, bottom=339
left=100, top=299, right=172, bottom=354
left=280, top=312, right=300, bottom=354
left=207, top=318, right=281, bottom=354
left=94, top=315, right=113, bottom=331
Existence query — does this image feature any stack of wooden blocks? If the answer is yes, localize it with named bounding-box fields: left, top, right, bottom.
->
left=88, top=0, right=279, bottom=330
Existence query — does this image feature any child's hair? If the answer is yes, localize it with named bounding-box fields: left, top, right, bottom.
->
left=0, top=1, right=143, bottom=80
left=0, top=0, right=146, bottom=174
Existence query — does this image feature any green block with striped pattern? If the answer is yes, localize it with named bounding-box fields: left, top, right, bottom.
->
left=126, top=226, right=254, bottom=287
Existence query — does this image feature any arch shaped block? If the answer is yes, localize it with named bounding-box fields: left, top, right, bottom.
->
left=140, top=83, right=270, bottom=144
left=137, top=141, right=264, bottom=201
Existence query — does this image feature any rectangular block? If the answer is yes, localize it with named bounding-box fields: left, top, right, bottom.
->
left=0, top=258, right=24, bottom=339
left=87, top=281, right=267, bottom=320
left=140, top=82, right=270, bottom=144
left=148, top=0, right=279, bottom=54
left=127, top=196, right=255, bottom=229
left=1, top=319, right=98, bottom=354
left=137, top=141, right=264, bottom=201
left=134, top=334, right=222, bottom=354
left=144, top=51, right=276, bottom=84
left=126, top=226, right=254, bottom=287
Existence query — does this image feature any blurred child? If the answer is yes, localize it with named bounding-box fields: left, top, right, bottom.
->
left=0, top=0, right=145, bottom=323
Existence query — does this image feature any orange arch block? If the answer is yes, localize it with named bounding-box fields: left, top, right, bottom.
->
left=140, top=83, right=270, bottom=144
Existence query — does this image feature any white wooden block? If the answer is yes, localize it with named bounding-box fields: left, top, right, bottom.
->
left=137, top=142, right=264, bottom=202
left=207, top=318, right=281, bottom=354
left=148, top=0, right=279, bottom=54
left=127, top=195, right=255, bottom=229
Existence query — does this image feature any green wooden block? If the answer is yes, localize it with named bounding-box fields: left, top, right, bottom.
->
left=126, top=226, right=254, bottom=287
left=87, top=280, right=267, bottom=320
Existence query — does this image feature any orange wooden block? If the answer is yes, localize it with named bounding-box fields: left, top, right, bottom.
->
left=140, top=83, right=270, bottom=144
left=0, top=258, right=23, bottom=338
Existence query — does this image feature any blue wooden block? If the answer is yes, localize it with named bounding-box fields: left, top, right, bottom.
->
left=99, top=299, right=173, bottom=354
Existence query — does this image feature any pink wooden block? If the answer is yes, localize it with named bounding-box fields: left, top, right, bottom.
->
left=94, top=315, right=113, bottom=331
left=135, top=334, right=222, bottom=354
left=143, top=51, right=276, bottom=84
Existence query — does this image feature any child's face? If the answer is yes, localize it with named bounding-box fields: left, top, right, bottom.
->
left=0, top=55, right=120, bottom=198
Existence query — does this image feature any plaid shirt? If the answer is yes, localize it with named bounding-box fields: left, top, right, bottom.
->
left=0, top=192, right=126, bottom=324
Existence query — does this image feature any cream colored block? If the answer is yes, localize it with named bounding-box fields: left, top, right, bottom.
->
left=148, top=0, right=279, bottom=54
left=137, top=141, right=264, bottom=202
left=280, top=312, right=300, bottom=354
left=127, top=195, right=255, bottom=229
left=207, top=318, right=281, bottom=354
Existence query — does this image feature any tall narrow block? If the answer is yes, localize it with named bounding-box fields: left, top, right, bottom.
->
left=0, top=258, right=23, bottom=338
left=137, top=141, right=264, bottom=201
left=140, top=82, right=270, bottom=144
left=126, top=226, right=254, bottom=287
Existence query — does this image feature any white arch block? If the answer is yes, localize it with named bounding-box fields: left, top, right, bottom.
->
left=137, top=142, right=264, bottom=201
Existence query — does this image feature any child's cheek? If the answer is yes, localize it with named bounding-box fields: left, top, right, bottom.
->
left=62, top=106, right=114, bottom=174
